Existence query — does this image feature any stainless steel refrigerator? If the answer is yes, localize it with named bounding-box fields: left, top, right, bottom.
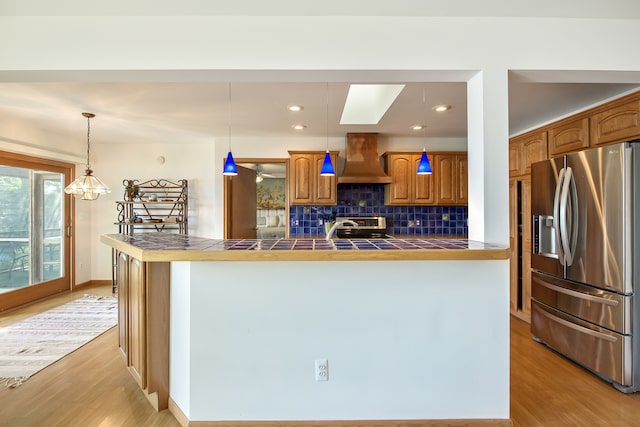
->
left=531, top=140, right=640, bottom=392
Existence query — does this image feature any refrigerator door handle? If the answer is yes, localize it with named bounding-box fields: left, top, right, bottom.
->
left=536, top=279, right=619, bottom=307
left=560, top=166, right=577, bottom=266
left=553, top=167, right=566, bottom=265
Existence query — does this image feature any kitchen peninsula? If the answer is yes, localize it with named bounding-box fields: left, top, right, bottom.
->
left=101, top=233, right=510, bottom=426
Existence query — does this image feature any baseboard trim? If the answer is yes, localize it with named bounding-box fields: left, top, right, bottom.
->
left=168, top=398, right=189, bottom=427
left=184, top=422, right=511, bottom=427
left=166, top=400, right=512, bottom=427
left=74, top=279, right=112, bottom=290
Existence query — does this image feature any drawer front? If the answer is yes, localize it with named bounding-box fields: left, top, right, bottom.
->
left=531, top=301, right=631, bottom=386
left=532, top=272, right=630, bottom=334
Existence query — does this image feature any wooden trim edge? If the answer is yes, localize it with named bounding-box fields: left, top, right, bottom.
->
left=167, top=412, right=512, bottom=427
left=168, top=398, right=190, bottom=427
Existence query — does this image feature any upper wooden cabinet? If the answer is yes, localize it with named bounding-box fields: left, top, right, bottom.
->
left=434, top=153, right=467, bottom=205
left=590, top=98, right=640, bottom=146
left=549, top=117, right=589, bottom=156
left=288, top=151, right=338, bottom=205
left=509, top=131, right=548, bottom=176
left=383, top=152, right=435, bottom=205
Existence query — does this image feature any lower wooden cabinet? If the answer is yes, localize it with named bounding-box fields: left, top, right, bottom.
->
left=509, top=177, right=532, bottom=321
left=116, top=252, right=170, bottom=411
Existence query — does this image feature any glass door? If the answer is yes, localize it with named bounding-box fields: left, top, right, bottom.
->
left=0, top=151, right=72, bottom=311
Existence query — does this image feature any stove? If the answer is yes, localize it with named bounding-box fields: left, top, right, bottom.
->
left=335, top=216, right=388, bottom=239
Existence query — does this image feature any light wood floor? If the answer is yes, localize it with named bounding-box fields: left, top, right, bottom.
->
left=2, top=285, right=640, bottom=426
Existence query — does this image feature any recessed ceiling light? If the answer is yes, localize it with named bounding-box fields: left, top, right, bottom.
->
left=288, top=105, right=304, bottom=112
left=411, top=124, right=425, bottom=131
left=292, top=124, right=307, bottom=130
left=432, top=104, right=452, bottom=112
left=340, top=84, right=406, bottom=125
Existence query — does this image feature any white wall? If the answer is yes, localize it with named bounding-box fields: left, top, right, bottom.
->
left=171, top=259, right=510, bottom=421
left=1, top=14, right=640, bottom=275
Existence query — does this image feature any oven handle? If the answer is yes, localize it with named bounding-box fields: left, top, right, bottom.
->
left=536, top=280, right=619, bottom=307
left=536, top=304, right=618, bottom=343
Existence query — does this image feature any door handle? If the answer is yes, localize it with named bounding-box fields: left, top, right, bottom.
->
left=553, top=168, right=565, bottom=265
left=559, top=167, right=577, bottom=266
left=536, top=279, right=618, bottom=307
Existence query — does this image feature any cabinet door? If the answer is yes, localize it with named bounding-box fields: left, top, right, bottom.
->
left=435, top=154, right=456, bottom=205
left=549, top=118, right=588, bottom=156
left=413, top=154, right=435, bottom=204
left=509, top=141, right=523, bottom=177
left=521, top=177, right=533, bottom=317
left=509, top=179, right=519, bottom=314
left=385, top=154, right=413, bottom=205
left=314, top=153, right=337, bottom=205
left=455, top=154, right=468, bottom=205
left=590, top=99, right=640, bottom=146
left=116, top=251, right=129, bottom=362
left=128, top=257, right=147, bottom=388
left=511, top=131, right=548, bottom=174
left=289, top=154, right=314, bottom=205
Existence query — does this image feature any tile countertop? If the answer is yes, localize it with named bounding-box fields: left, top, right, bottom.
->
left=101, top=233, right=509, bottom=262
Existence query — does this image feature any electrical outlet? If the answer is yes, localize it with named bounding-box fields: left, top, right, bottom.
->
left=315, top=359, right=328, bottom=381
left=442, top=213, right=449, bottom=221
left=415, top=219, right=421, bottom=227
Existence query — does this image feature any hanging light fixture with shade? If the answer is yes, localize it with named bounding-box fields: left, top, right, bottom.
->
left=64, top=112, right=111, bottom=200
left=320, top=82, right=335, bottom=176
left=416, top=87, right=433, bottom=175
left=222, top=83, right=238, bottom=176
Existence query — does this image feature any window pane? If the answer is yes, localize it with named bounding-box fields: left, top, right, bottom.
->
left=0, top=166, right=65, bottom=292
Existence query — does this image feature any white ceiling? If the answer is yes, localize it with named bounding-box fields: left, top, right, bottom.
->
left=0, top=76, right=638, bottom=148
left=3, top=0, right=640, bottom=19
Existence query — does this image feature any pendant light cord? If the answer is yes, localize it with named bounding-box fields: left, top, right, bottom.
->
left=84, top=113, right=93, bottom=172
left=228, top=82, right=232, bottom=152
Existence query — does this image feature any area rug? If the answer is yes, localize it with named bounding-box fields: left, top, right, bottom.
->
left=0, top=294, right=118, bottom=388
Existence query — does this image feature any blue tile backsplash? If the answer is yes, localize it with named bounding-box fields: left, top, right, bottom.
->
left=289, top=184, right=468, bottom=237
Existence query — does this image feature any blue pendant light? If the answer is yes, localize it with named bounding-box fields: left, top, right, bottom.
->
left=223, top=151, right=238, bottom=175
left=417, top=148, right=432, bottom=174
left=222, top=83, right=238, bottom=176
left=320, top=82, right=335, bottom=176
left=416, top=87, right=432, bottom=175
left=320, top=150, right=335, bottom=176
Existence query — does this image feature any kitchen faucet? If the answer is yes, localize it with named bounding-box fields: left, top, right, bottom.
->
left=325, top=219, right=358, bottom=240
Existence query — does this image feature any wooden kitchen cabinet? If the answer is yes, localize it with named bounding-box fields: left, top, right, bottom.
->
left=590, top=97, right=640, bottom=146
left=434, top=153, right=468, bottom=205
left=508, top=176, right=532, bottom=322
left=509, top=130, right=548, bottom=175
left=115, top=252, right=170, bottom=411
left=548, top=117, right=589, bottom=156
left=288, top=151, right=338, bottom=205
left=383, top=152, right=435, bottom=205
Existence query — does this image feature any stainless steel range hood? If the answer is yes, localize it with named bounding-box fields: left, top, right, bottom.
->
left=338, top=133, right=392, bottom=184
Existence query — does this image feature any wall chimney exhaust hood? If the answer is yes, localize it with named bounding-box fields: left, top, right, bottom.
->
left=338, top=133, right=392, bottom=184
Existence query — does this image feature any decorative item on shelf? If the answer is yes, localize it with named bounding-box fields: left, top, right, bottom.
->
left=320, top=82, right=335, bottom=176
left=64, top=112, right=111, bottom=200
left=222, top=82, right=238, bottom=176
left=416, top=87, right=433, bottom=175
left=124, top=180, right=140, bottom=201
left=148, top=193, right=157, bottom=202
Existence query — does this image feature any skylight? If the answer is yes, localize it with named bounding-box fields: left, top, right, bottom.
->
left=340, top=84, right=405, bottom=125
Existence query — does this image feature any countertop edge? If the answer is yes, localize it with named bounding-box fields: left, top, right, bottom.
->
left=101, top=234, right=509, bottom=262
